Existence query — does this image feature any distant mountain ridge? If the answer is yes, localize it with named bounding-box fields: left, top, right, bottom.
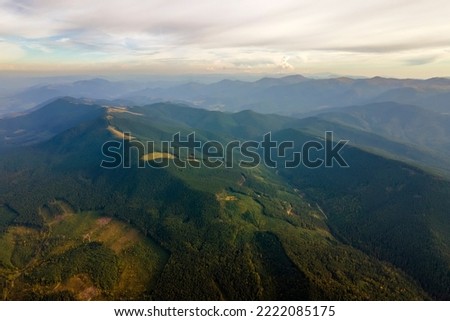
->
left=122, top=75, right=450, bottom=114
left=0, top=97, right=104, bottom=146
left=313, top=102, right=450, bottom=151
left=2, top=74, right=450, bottom=117
left=0, top=78, right=142, bottom=116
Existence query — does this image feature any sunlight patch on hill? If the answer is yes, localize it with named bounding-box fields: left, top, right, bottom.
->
left=107, top=125, right=135, bottom=140
left=106, top=107, right=143, bottom=116
left=141, top=152, right=175, bottom=161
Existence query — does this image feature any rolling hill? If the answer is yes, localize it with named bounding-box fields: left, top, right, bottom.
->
left=303, top=102, right=450, bottom=176
left=313, top=102, right=450, bottom=152
left=0, top=98, right=449, bottom=300
left=0, top=98, right=104, bottom=147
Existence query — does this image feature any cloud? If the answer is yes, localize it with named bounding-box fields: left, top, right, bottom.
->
left=0, top=40, right=25, bottom=62
left=279, top=56, right=294, bottom=70
left=0, top=0, right=450, bottom=76
left=405, top=55, right=440, bottom=66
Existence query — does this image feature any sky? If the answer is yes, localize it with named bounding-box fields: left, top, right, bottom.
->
left=1, top=0, right=450, bottom=78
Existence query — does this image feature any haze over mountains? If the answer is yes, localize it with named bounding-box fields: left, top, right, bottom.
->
left=2, top=75, right=450, bottom=177
left=123, top=76, right=450, bottom=115
left=2, top=75, right=450, bottom=117
left=0, top=75, right=449, bottom=300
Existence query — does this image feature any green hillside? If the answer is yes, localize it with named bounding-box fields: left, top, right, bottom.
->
left=0, top=99, right=449, bottom=300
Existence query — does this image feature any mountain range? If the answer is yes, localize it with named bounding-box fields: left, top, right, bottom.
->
left=0, top=94, right=449, bottom=300
left=121, top=75, right=450, bottom=114
left=3, top=75, right=450, bottom=117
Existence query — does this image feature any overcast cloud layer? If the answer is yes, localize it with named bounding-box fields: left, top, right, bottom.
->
left=1, top=0, right=450, bottom=77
